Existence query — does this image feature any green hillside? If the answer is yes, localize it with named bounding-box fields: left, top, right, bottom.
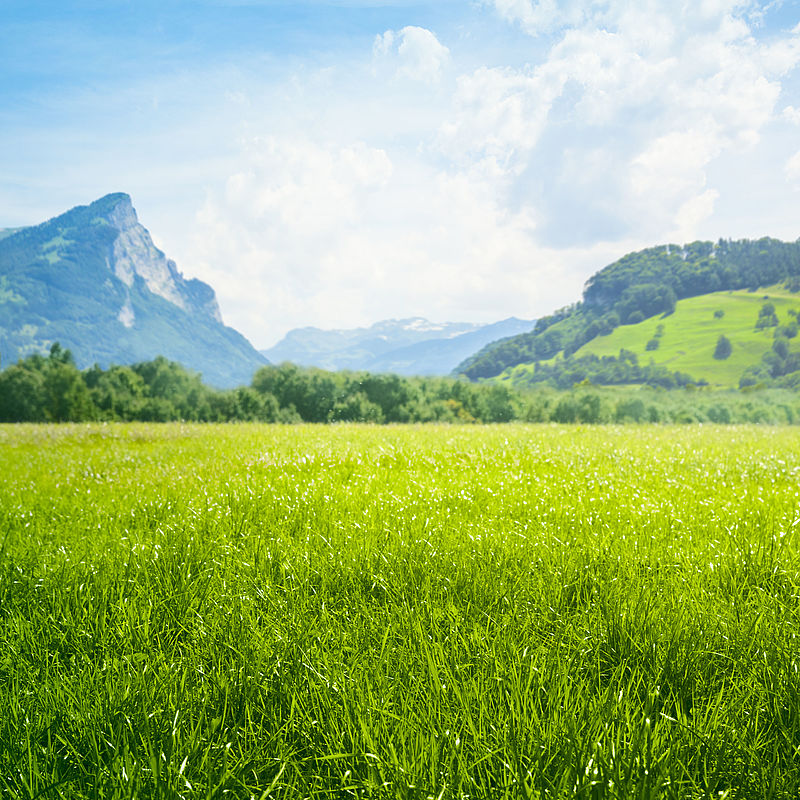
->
left=575, top=287, right=800, bottom=386
left=456, top=236, right=800, bottom=389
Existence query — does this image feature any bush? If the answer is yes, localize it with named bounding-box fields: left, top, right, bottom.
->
left=714, top=309, right=725, bottom=319
left=714, top=335, right=732, bottom=360
left=627, top=310, right=645, bottom=325
left=707, top=404, right=732, bottom=423
left=646, top=338, right=660, bottom=351
left=773, top=337, right=790, bottom=360
left=551, top=397, right=578, bottom=423
left=614, top=398, right=645, bottom=422
left=756, top=302, right=778, bottom=329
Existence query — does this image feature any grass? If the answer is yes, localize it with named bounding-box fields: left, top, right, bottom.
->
left=1, top=422, right=800, bottom=798
left=574, top=286, right=800, bottom=386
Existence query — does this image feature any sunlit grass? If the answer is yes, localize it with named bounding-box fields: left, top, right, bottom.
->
left=1, top=422, right=799, bottom=798
left=575, top=286, right=800, bottom=386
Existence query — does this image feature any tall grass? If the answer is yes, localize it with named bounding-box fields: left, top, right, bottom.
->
left=1, top=423, right=799, bottom=798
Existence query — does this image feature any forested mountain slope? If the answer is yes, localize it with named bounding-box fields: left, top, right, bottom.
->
left=457, top=238, right=800, bottom=389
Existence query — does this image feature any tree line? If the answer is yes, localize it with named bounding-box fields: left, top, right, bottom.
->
left=2, top=343, right=800, bottom=425
left=0, top=344, right=519, bottom=424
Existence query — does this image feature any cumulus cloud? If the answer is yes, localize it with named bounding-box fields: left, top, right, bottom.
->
left=374, top=26, right=450, bottom=82
left=187, top=136, right=589, bottom=346
left=490, top=0, right=586, bottom=35
left=783, top=105, right=800, bottom=125
left=438, top=65, right=566, bottom=171
left=786, top=150, right=800, bottom=184
left=456, top=0, right=800, bottom=243
left=172, top=1, right=800, bottom=345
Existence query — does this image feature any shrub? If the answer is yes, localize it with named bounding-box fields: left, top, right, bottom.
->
left=627, top=310, right=645, bottom=325
left=773, top=337, right=790, bottom=360
left=714, top=309, right=725, bottom=319
left=646, top=338, right=660, bottom=351
left=713, top=335, right=732, bottom=360
left=756, top=302, right=778, bottom=329
left=614, top=398, right=645, bottom=422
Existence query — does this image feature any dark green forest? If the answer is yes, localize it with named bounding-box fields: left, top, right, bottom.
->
left=2, top=343, right=800, bottom=425
left=458, top=237, right=800, bottom=380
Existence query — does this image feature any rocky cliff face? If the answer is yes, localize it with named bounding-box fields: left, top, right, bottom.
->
left=99, top=193, right=223, bottom=325
left=0, top=193, right=267, bottom=387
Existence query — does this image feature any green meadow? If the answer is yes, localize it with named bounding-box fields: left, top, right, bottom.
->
left=575, top=287, right=800, bottom=386
left=1, top=423, right=800, bottom=798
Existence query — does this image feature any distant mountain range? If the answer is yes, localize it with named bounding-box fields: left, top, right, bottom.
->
left=0, top=193, right=267, bottom=387
left=261, top=317, right=536, bottom=375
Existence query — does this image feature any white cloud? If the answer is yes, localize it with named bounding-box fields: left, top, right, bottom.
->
left=374, top=26, right=450, bottom=82
left=462, top=0, right=800, bottom=243
left=438, top=65, right=566, bottom=172
left=786, top=149, right=800, bottom=184
left=673, top=189, right=721, bottom=241
left=783, top=105, right=800, bottom=125
left=490, top=0, right=586, bottom=35
left=187, top=136, right=588, bottom=346
left=629, top=128, right=722, bottom=226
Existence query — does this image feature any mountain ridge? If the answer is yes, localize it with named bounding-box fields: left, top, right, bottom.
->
left=0, top=193, right=267, bottom=387
left=262, top=316, right=536, bottom=375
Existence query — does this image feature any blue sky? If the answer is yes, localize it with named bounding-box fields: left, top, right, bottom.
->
left=2, top=0, right=800, bottom=347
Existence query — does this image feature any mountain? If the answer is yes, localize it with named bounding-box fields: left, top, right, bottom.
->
left=261, top=317, right=536, bottom=375
left=456, top=237, right=800, bottom=389
left=0, top=193, right=267, bottom=387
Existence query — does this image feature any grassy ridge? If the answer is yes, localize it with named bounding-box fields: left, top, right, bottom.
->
left=574, top=287, right=800, bottom=386
left=1, top=423, right=800, bottom=798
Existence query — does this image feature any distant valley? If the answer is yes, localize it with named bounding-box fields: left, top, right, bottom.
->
left=261, top=317, right=536, bottom=376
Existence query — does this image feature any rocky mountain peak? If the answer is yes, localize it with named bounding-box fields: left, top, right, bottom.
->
left=0, top=193, right=265, bottom=387
left=100, top=193, right=138, bottom=232
left=85, top=194, right=223, bottom=325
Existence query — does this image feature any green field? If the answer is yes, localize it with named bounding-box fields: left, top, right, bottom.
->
left=2, top=423, right=800, bottom=798
left=575, top=287, right=800, bottom=386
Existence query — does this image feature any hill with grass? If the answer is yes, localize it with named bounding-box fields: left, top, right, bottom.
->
left=0, top=194, right=267, bottom=387
left=456, top=237, right=800, bottom=390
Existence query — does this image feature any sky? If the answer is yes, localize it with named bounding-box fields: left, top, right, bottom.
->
left=2, top=0, right=800, bottom=348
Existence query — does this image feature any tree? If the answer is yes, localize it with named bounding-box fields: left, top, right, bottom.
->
left=480, top=384, right=515, bottom=422
left=713, top=335, right=732, bottom=360
left=773, top=336, right=790, bottom=360
left=0, top=364, right=45, bottom=421
left=756, top=302, right=778, bottom=329
left=627, top=310, right=645, bottom=325
left=329, top=391, right=383, bottom=422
